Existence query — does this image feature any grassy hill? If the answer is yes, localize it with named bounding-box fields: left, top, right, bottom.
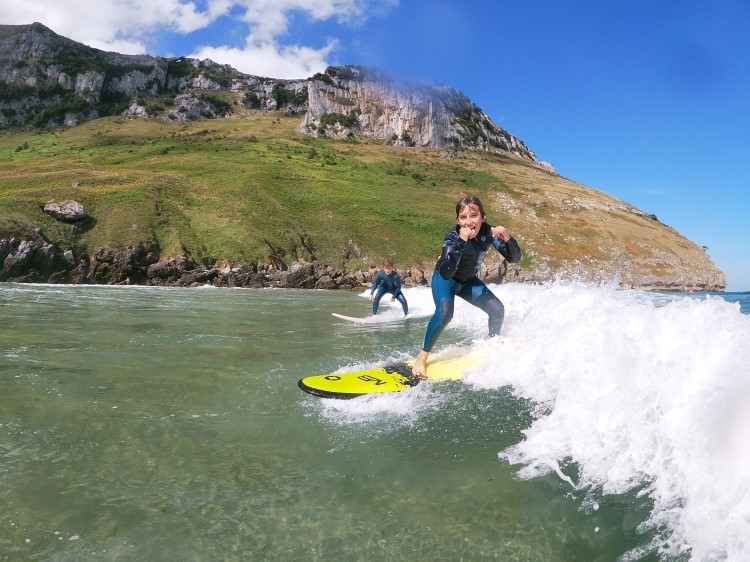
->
left=0, top=110, right=726, bottom=290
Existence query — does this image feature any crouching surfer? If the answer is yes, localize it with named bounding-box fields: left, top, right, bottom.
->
left=412, top=195, right=521, bottom=379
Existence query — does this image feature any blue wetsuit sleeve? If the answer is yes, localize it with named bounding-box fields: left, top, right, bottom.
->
left=492, top=236, right=522, bottom=263
left=435, top=229, right=466, bottom=280
left=485, top=223, right=521, bottom=264
left=370, top=271, right=384, bottom=294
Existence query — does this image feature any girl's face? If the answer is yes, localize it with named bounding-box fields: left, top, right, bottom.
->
left=456, top=203, right=484, bottom=231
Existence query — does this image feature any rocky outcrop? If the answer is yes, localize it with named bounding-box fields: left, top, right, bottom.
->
left=301, top=66, right=539, bottom=157
left=0, top=236, right=726, bottom=292
left=87, top=242, right=160, bottom=284
left=0, top=23, right=308, bottom=128
left=0, top=237, right=391, bottom=289
left=1, top=237, right=72, bottom=283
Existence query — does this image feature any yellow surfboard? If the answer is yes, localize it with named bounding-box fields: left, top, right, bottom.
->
left=298, top=354, right=480, bottom=399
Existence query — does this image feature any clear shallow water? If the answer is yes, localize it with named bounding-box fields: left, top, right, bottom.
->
left=0, top=283, right=748, bottom=560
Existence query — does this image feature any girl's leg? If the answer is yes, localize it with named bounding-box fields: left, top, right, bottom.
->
left=459, top=277, right=505, bottom=336
left=420, top=272, right=457, bottom=353
left=414, top=274, right=457, bottom=378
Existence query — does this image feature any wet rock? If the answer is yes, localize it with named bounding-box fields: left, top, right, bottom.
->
left=89, top=242, right=159, bottom=284
left=0, top=237, right=77, bottom=282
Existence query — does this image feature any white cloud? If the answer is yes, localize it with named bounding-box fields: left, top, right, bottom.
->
left=0, top=0, right=229, bottom=53
left=192, top=39, right=338, bottom=79
left=194, top=0, right=398, bottom=77
left=237, top=0, right=376, bottom=41
left=0, top=0, right=398, bottom=76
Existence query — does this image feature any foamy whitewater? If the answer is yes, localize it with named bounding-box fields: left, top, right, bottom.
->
left=324, top=281, right=750, bottom=560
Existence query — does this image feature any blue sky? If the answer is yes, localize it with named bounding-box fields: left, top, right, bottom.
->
left=3, top=0, right=749, bottom=290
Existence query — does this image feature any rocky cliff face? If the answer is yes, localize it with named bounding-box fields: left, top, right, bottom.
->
left=0, top=23, right=308, bottom=127
left=300, top=66, right=539, bottom=159
left=0, top=23, right=540, bottom=164
left=0, top=237, right=368, bottom=289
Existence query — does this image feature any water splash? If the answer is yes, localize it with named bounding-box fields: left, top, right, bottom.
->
left=325, top=280, right=750, bottom=559
left=477, top=281, right=750, bottom=560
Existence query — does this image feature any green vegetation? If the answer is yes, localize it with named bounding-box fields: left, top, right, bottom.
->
left=450, top=101, right=510, bottom=148
left=0, top=81, right=67, bottom=102
left=166, top=58, right=197, bottom=80
left=0, top=110, right=718, bottom=287
left=0, top=113, right=523, bottom=271
left=199, top=93, right=233, bottom=116
left=243, top=92, right=262, bottom=109
left=164, top=58, right=234, bottom=88
left=272, top=84, right=308, bottom=107
left=28, top=94, right=91, bottom=127
left=310, top=72, right=335, bottom=86
left=49, top=47, right=107, bottom=76
left=319, top=111, right=358, bottom=128
left=99, top=91, right=131, bottom=117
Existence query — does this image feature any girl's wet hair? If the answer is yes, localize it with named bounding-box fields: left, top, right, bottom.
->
left=455, top=195, right=485, bottom=218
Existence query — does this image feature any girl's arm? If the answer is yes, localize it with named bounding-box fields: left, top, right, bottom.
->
left=487, top=223, right=522, bottom=263
left=370, top=272, right=383, bottom=294
left=499, top=237, right=522, bottom=263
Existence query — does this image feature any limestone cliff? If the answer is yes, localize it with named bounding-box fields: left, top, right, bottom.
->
left=300, top=66, right=539, bottom=160
left=0, top=23, right=538, bottom=164
left=0, top=22, right=307, bottom=127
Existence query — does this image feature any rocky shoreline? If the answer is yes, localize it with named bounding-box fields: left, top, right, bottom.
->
left=0, top=237, right=430, bottom=290
left=0, top=236, right=724, bottom=292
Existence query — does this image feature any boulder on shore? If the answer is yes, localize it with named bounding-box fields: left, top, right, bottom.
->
left=42, top=200, right=89, bottom=222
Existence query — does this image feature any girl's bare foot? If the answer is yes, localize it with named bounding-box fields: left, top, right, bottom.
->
left=411, top=350, right=429, bottom=379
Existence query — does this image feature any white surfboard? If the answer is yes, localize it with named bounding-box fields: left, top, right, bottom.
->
left=331, top=312, right=407, bottom=324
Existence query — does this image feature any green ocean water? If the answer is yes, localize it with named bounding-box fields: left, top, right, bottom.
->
left=0, top=283, right=655, bottom=561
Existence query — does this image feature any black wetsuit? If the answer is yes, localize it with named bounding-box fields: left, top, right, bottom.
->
left=421, top=222, right=521, bottom=352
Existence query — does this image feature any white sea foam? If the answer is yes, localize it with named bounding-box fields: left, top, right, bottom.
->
left=327, top=280, right=750, bottom=559
left=470, top=281, right=750, bottom=561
